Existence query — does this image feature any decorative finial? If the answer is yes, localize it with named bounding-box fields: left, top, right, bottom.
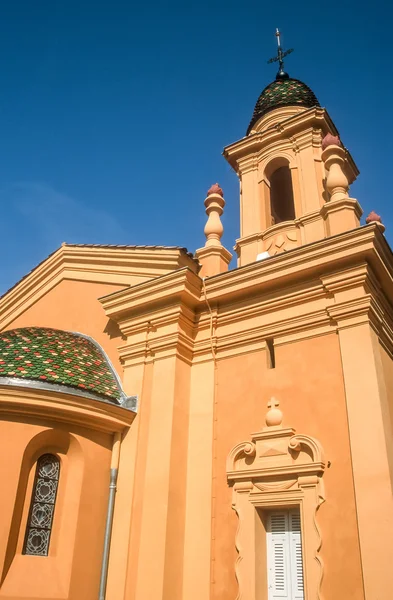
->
left=322, top=133, right=341, bottom=150
left=207, top=183, right=224, bottom=197
left=321, top=141, right=349, bottom=202
left=267, top=29, right=294, bottom=80
left=365, top=211, right=385, bottom=232
left=203, top=183, right=225, bottom=247
left=365, top=210, right=382, bottom=224
left=265, top=397, right=283, bottom=428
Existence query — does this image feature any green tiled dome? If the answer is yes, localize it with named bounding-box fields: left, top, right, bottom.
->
left=0, top=327, right=124, bottom=403
left=247, top=77, right=320, bottom=134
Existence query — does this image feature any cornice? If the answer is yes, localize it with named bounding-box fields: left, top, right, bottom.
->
left=227, top=461, right=325, bottom=482
left=224, top=106, right=359, bottom=179
left=224, top=108, right=334, bottom=169
left=195, top=244, right=233, bottom=263
left=100, top=267, right=202, bottom=322
left=118, top=330, right=194, bottom=366
left=320, top=197, right=363, bottom=220
left=0, top=244, right=199, bottom=331
left=193, top=309, right=333, bottom=363
left=236, top=211, right=321, bottom=249
left=204, top=226, right=393, bottom=307
left=0, top=385, right=135, bottom=433
left=100, top=269, right=201, bottom=363
left=106, top=226, right=393, bottom=365
left=327, top=295, right=383, bottom=333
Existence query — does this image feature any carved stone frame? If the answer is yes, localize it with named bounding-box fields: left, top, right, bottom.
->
left=227, top=415, right=326, bottom=600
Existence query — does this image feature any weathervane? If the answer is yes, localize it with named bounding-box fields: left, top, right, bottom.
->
left=267, top=29, right=293, bottom=79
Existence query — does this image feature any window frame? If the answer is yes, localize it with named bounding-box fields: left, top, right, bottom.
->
left=227, top=417, right=325, bottom=600
left=22, top=453, right=61, bottom=557
left=265, top=508, right=304, bottom=600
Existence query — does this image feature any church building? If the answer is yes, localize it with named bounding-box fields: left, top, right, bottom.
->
left=0, top=31, right=392, bottom=600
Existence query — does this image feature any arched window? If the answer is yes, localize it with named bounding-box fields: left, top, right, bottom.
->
left=269, top=165, right=295, bottom=225
left=23, top=454, right=60, bottom=556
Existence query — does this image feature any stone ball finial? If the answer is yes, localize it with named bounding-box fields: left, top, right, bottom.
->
left=207, top=183, right=224, bottom=197
left=366, top=211, right=382, bottom=224
left=265, top=397, right=283, bottom=427
left=322, top=133, right=341, bottom=150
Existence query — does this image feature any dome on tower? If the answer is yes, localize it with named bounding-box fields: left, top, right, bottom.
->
left=0, top=327, right=128, bottom=404
left=247, top=76, right=320, bottom=135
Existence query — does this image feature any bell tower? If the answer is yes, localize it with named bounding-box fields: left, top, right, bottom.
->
left=223, top=30, right=362, bottom=267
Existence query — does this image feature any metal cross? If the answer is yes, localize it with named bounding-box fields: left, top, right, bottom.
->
left=267, top=29, right=294, bottom=78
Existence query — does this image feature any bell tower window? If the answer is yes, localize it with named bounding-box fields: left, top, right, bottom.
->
left=23, top=454, right=60, bottom=556
left=269, top=165, right=295, bottom=225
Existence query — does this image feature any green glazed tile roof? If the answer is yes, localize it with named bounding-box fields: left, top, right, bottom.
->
left=0, top=327, right=123, bottom=402
left=247, top=77, right=320, bottom=134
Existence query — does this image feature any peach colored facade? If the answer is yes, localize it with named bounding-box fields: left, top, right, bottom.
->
left=1, top=69, right=393, bottom=600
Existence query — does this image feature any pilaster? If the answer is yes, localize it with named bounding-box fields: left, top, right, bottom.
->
left=325, top=275, right=393, bottom=599
left=100, top=268, right=202, bottom=600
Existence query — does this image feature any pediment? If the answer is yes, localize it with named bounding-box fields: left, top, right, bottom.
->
left=0, top=243, right=199, bottom=331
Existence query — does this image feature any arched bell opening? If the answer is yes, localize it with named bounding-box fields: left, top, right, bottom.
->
left=265, top=158, right=296, bottom=226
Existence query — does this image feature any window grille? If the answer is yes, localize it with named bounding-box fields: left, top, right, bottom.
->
left=23, top=454, right=60, bottom=556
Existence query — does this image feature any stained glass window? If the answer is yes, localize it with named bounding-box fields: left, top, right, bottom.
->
left=23, top=454, right=60, bottom=556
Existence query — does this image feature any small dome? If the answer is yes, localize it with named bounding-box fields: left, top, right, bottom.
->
left=0, top=327, right=126, bottom=404
left=247, top=77, right=320, bottom=134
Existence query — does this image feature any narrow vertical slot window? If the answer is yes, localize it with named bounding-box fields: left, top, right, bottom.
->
left=266, top=338, right=276, bottom=369
left=23, top=454, right=60, bottom=556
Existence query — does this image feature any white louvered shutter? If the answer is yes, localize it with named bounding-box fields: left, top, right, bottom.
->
left=289, top=511, right=304, bottom=599
left=267, top=512, right=291, bottom=599
left=267, top=510, right=304, bottom=600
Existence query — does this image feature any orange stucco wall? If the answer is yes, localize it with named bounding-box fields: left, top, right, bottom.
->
left=0, top=278, right=124, bottom=600
left=1, top=230, right=392, bottom=600
left=213, top=333, right=364, bottom=600
left=380, top=344, right=393, bottom=459
left=0, top=414, right=112, bottom=600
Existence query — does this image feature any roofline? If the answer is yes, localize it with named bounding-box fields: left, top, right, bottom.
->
left=73, top=330, right=132, bottom=406
left=0, top=326, right=137, bottom=409
left=0, top=242, right=198, bottom=301
left=0, top=376, right=137, bottom=410
left=246, top=76, right=321, bottom=135
left=0, top=243, right=200, bottom=331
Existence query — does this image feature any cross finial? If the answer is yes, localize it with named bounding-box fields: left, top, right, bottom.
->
left=265, top=397, right=283, bottom=427
left=267, top=29, right=294, bottom=80
left=267, top=397, right=280, bottom=410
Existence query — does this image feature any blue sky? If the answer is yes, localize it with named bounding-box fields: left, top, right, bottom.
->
left=0, top=0, right=391, bottom=294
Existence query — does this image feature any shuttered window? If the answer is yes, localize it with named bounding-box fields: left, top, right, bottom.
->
left=266, top=509, right=304, bottom=600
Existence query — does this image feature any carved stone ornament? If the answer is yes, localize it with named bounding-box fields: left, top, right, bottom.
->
left=207, top=182, right=224, bottom=197
left=226, top=399, right=326, bottom=600
left=204, top=185, right=226, bottom=247
left=321, top=132, right=341, bottom=150
left=365, top=210, right=382, bottom=224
